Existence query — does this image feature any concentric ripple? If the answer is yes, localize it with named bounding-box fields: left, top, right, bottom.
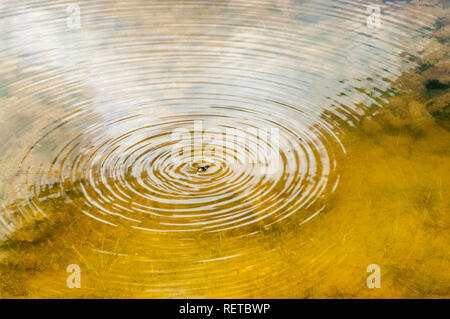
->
left=0, top=0, right=441, bottom=297
left=42, top=105, right=341, bottom=234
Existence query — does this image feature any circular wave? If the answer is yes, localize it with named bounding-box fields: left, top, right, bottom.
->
left=41, top=106, right=341, bottom=234
left=0, top=0, right=435, bottom=237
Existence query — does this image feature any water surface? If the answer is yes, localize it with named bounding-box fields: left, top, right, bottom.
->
left=0, top=0, right=448, bottom=298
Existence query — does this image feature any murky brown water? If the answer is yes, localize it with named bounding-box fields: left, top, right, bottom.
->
left=0, top=0, right=449, bottom=298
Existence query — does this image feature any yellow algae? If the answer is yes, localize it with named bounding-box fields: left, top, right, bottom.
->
left=0, top=93, right=449, bottom=298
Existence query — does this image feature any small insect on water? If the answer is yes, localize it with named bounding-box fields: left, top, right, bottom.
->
left=197, top=165, right=210, bottom=172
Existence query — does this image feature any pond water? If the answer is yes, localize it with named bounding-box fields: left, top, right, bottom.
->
left=0, top=0, right=448, bottom=298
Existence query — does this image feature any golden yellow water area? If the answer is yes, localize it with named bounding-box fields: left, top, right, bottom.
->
left=1, top=94, right=449, bottom=298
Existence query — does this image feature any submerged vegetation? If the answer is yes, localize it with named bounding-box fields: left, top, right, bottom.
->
left=392, top=14, right=450, bottom=130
